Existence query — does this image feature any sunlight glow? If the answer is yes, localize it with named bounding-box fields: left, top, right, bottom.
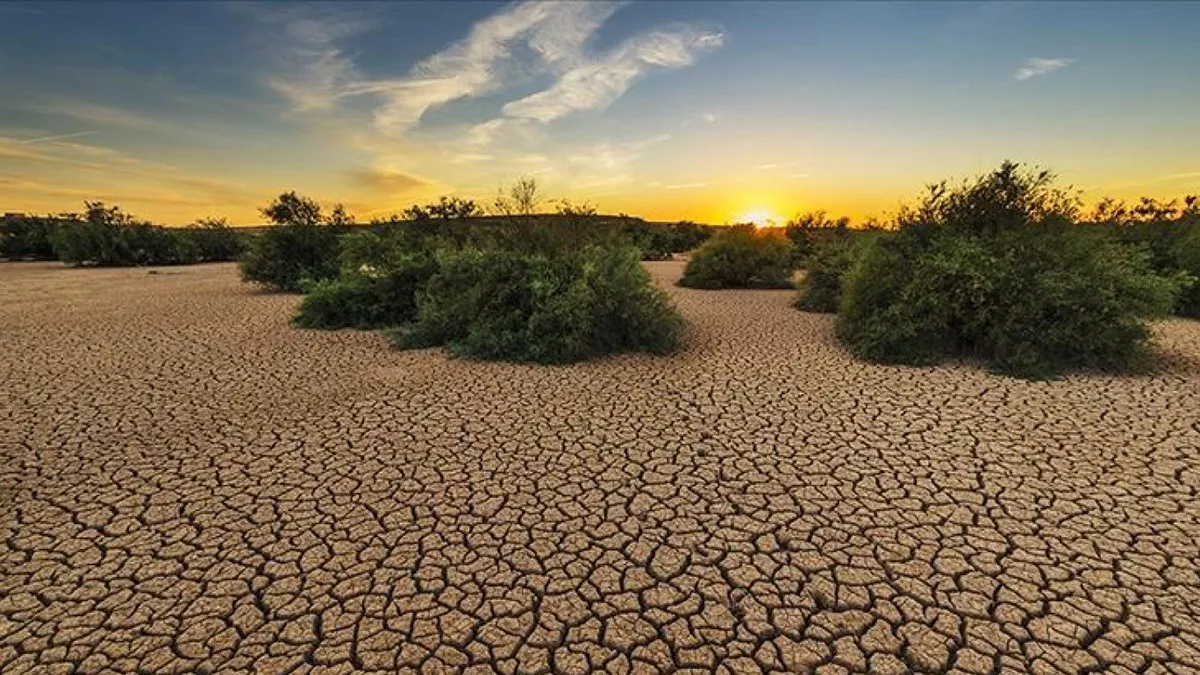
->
left=735, top=209, right=782, bottom=228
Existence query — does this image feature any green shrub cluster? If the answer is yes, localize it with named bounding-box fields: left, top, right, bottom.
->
left=795, top=232, right=875, bottom=312
left=834, top=162, right=1186, bottom=378
left=784, top=211, right=850, bottom=266
left=1090, top=196, right=1200, bottom=318
left=293, top=251, right=438, bottom=329
left=1, top=214, right=60, bottom=260
left=386, top=245, right=681, bottom=363
left=49, top=204, right=243, bottom=266
left=239, top=192, right=347, bottom=292
left=289, top=208, right=684, bottom=363
left=622, top=220, right=713, bottom=260
left=678, top=225, right=794, bottom=289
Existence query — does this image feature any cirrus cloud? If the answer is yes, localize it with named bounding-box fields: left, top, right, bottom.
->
left=1014, top=57, right=1075, bottom=81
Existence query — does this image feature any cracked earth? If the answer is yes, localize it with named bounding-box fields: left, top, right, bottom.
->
left=3, top=260, right=1200, bottom=675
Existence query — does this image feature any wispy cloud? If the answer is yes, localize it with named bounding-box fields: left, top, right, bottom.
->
left=500, top=27, right=723, bottom=123
left=665, top=182, right=707, bottom=190
left=20, top=130, right=98, bottom=144
left=345, top=166, right=430, bottom=194
left=757, top=160, right=803, bottom=171
left=1014, top=57, right=1074, bottom=81
left=0, top=134, right=260, bottom=209
left=564, top=134, right=671, bottom=189
left=259, top=2, right=721, bottom=140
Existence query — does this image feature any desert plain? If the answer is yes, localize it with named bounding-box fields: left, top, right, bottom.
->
left=2, top=260, right=1200, bottom=674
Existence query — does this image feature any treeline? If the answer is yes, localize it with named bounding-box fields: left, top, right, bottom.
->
left=1, top=203, right=245, bottom=265
left=2, top=186, right=712, bottom=268
left=681, top=161, right=1199, bottom=378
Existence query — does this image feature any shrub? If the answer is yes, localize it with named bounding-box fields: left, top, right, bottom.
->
left=52, top=203, right=204, bottom=266
left=785, top=211, right=849, bottom=265
left=388, top=245, right=682, bottom=363
left=293, top=251, right=439, bottom=329
left=239, top=192, right=346, bottom=292
left=621, top=219, right=713, bottom=260
left=678, top=225, right=794, bottom=289
left=835, top=162, right=1184, bottom=378
left=795, top=232, right=873, bottom=313
left=180, top=218, right=244, bottom=262
left=1, top=214, right=60, bottom=260
left=1174, top=227, right=1200, bottom=318
left=1090, top=195, right=1200, bottom=318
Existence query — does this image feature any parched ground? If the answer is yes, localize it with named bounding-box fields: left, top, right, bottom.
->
left=3, top=261, right=1200, bottom=675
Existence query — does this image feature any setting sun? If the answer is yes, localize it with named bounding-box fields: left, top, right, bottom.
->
left=735, top=209, right=782, bottom=227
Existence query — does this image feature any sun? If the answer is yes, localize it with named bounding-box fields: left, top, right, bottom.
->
left=735, top=209, right=782, bottom=228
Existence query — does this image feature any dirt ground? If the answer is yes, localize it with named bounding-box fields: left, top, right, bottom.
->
left=3, top=260, right=1200, bottom=675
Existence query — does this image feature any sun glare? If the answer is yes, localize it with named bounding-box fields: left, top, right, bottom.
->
left=736, top=209, right=781, bottom=228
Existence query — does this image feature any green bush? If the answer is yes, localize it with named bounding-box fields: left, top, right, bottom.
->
left=239, top=192, right=346, bottom=292
left=1090, top=196, right=1200, bottom=318
left=622, top=220, right=713, bottom=260
left=293, top=252, right=438, bottom=329
left=1174, top=227, right=1200, bottom=318
left=785, top=211, right=850, bottom=265
left=1, top=214, right=60, bottom=260
left=835, top=162, right=1185, bottom=378
left=180, top=218, right=244, bottom=262
left=52, top=203, right=204, bottom=266
left=795, top=233, right=875, bottom=312
left=678, top=225, right=794, bottom=289
left=387, top=245, right=682, bottom=363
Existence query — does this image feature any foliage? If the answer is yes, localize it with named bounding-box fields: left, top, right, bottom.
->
left=293, top=252, right=438, bottom=329
left=1177, top=227, right=1200, bottom=318
left=1087, top=195, right=1200, bottom=317
left=492, top=176, right=541, bottom=216
left=386, top=245, right=682, bottom=363
left=239, top=192, right=347, bottom=291
left=180, top=217, right=245, bottom=262
left=8, top=205, right=242, bottom=266
left=835, top=163, right=1185, bottom=378
left=795, top=231, right=873, bottom=313
left=402, top=196, right=481, bottom=221
left=678, top=224, right=794, bottom=289
left=622, top=220, right=713, bottom=261
left=784, top=211, right=850, bottom=264
left=1, top=214, right=60, bottom=260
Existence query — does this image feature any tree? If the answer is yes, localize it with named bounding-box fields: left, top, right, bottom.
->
left=261, top=191, right=323, bottom=227
left=327, top=203, right=354, bottom=227
left=511, top=176, right=540, bottom=215
left=402, top=196, right=480, bottom=221
left=493, top=177, right=541, bottom=216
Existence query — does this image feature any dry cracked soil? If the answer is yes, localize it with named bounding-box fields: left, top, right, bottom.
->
left=3, top=260, right=1200, bottom=675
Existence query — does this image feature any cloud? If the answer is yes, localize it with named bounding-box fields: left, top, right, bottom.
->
left=1014, top=57, right=1074, bottom=81
left=665, top=182, right=706, bottom=190
left=703, top=113, right=717, bottom=123
left=259, top=2, right=721, bottom=140
left=450, top=152, right=496, bottom=164
left=20, top=130, right=98, bottom=144
left=563, top=134, right=670, bottom=189
left=500, top=27, right=724, bottom=123
left=756, top=159, right=803, bottom=171
left=0, top=134, right=260, bottom=207
left=346, top=167, right=429, bottom=194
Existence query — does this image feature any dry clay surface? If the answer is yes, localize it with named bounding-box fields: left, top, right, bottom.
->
left=3, top=260, right=1200, bottom=675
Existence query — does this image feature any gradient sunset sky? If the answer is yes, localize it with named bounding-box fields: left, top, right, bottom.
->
left=1, top=1, right=1198, bottom=225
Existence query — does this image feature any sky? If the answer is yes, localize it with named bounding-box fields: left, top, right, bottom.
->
left=1, top=1, right=1198, bottom=226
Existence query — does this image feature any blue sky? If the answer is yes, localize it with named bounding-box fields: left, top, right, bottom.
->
left=1, top=1, right=1198, bottom=224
